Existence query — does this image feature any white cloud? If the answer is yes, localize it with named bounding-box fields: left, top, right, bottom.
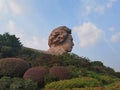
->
left=0, top=0, right=24, bottom=15
left=7, top=19, right=23, bottom=38
left=107, top=0, right=117, bottom=8
left=73, top=22, right=104, bottom=47
left=95, top=5, right=105, bottom=14
left=24, top=36, right=49, bottom=50
left=82, top=0, right=117, bottom=15
left=8, top=20, right=16, bottom=31
left=0, top=0, right=8, bottom=14
left=109, top=26, right=115, bottom=32
left=9, top=0, right=24, bottom=15
left=111, top=32, right=120, bottom=43
left=7, top=19, right=48, bottom=50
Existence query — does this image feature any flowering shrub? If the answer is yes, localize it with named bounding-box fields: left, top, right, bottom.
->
left=0, top=58, right=29, bottom=77
left=50, top=66, right=71, bottom=80
left=23, top=67, right=48, bottom=86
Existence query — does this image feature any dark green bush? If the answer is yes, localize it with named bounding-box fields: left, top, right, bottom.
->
left=10, top=78, right=37, bottom=90
left=87, top=72, right=115, bottom=85
left=91, top=61, right=104, bottom=66
left=10, top=78, right=25, bottom=90
left=0, top=76, right=12, bottom=90
left=0, top=76, right=38, bottom=90
left=0, top=33, right=22, bottom=58
left=67, top=65, right=80, bottom=78
left=23, top=67, right=48, bottom=86
left=44, top=74, right=57, bottom=84
left=24, top=79, right=38, bottom=90
left=45, top=77, right=101, bottom=90
left=0, top=58, right=30, bottom=77
left=50, top=66, right=71, bottom=80
left=99, top=75, right=114, bottom=85
left=33, top=54, right=62, bottom=67
left=19, top=47, right=43, bottom=62
left=115, top=72, right=120, bottom=78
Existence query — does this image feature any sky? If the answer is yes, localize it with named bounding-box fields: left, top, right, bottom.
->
left=0, top=0, right=120, bottom=71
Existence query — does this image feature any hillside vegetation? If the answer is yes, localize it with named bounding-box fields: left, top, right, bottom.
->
left=0, top=33, right=120, bottom=90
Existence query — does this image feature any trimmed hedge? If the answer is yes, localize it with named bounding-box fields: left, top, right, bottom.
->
left=50, top=66, right=71, bottom=80
left=45, top=77, right=101, bottom=90
left=0, top=58, right=29, bottom=77
left=23, top=67, right=48, bottom=86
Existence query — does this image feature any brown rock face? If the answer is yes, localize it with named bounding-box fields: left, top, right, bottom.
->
left=46, top=26, right=74, bottom=55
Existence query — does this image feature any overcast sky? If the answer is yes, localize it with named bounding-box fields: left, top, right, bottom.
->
left=0, top=0, right=120, bottom=71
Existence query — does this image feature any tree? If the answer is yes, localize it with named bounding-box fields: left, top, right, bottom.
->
left=91, top=61, right=104, bottom=66
left=0, top=33, right=22, bottom=58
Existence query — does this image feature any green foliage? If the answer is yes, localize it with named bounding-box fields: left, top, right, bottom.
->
left=104, top=81, right=120, bottom=90
left=105, top=67, right=115, bottom=75
left=115, top=72, right=120, bottom=78
left=19, top=47, right=43, bottom=62
left=23, top=67, right=48, bottom=86
left=10, top=78, right=25, bottom=90
left=24, top=79, right=38, bottom=90
left=67, top=65, right=80, bottom=78
left=90, top=66, right=106, bottom=73
left=45, top=77, right=101, bottom=90
left=91, top=61, right=104, bottom=66
left=0, top=76, right=38, bottom=90
left=99, top=75, right=115, bottom=85
left=87, top=72, right=115, bottom=85
left=0, top=76, right=12, bottom=90
left=0, top=33, right=22, bottom=58
left=1, top=32, right=120, bottom=90
left=44, top=74, right=57, bottom=84
left=0, top=58, right=30, bottom=77
left=58, top=53, right=75, bottom=66
left=33, top=53, right=62, bottom=67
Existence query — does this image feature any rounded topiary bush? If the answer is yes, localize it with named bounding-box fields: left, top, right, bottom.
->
left=50, top=66, right=71, bottom=80
left=0, top=58, right=30, bottom=77
left=23, top=67, right=48, bottom=86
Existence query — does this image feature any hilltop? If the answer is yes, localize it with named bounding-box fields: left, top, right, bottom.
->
left=0, top=33, right=120, bottom=90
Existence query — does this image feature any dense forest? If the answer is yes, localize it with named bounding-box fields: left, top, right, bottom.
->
left=0, top=33, right=120, bottom=90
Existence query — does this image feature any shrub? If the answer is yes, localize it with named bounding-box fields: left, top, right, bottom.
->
left=23, top=67, right=48, bottom=86
left=0, top=33, right=22, bottom=58
left=24, top=79, right=38, bottom=90
left=104, top=81, right=120, bottom=90
left=91, top=61, right=104, bottom=66
left=0, top=76, right=12, bottom=90
left=10, top=78, right=38, bottom=90
left=19, top=47, right=43, bottom=62
left=0, top=76, right=38, bottom=90
left=87, top=72, right=115, bottom=85
left=44, top=74, right=57, bottom=84
left=114, top=72, right=120, bottom=78
left=67, top=65, right=80, bottom=78
left=33, top=54, right=62, bottom=67
left=99, top=75, right=115, bottom=85
left=10, top=78, right=25, bottom=90
left=50, top=66, right=71, bottom=80
left=0, top=58, right=30, bottom=77
left=45, top=77, right=101, bottom=90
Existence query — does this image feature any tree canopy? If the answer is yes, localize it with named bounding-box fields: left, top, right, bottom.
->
left=0, top=33, right=22, bottom=58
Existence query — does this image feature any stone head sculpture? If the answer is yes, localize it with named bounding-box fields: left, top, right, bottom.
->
left=47, top=26, right=74, bottom=55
